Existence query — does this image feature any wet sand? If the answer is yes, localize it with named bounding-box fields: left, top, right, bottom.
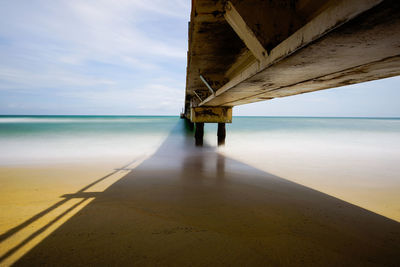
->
left=2, top=121, right=400, bottom=266
left=217, top=132, right=400, bottom=222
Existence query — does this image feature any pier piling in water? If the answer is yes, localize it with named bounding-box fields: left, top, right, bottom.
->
left=195, top=122, right=204, bottom=146
left=217, top=123, right=226, bottom=146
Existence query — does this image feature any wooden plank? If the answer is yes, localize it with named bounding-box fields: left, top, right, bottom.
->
left=224, top=1, right=268, bottom=62
left=199, top=0, right=383, bottom=107
left=199, top=75, right=215, bottom=95
left=224, top=55, right=400, bottom=106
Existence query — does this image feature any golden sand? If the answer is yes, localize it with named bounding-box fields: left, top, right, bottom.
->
left=0, top=158, right=146, bottom=266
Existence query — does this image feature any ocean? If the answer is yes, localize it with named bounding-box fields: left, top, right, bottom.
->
left=0, top=115, right=177, bottom=165
left=1, top=115, right=399, bottom=165
left=0, top=115, right=400, bottom=221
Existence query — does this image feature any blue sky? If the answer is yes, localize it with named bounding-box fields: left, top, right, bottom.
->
left=0, top=0, right=399, bottom=117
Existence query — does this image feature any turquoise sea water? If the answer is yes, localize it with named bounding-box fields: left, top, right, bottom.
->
left=1, top=115, right=400, bottom=166
left=0, top=116, right=178, bottom=165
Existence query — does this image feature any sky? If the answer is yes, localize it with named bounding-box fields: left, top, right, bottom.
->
left=0, top=0, right=399, bottom=117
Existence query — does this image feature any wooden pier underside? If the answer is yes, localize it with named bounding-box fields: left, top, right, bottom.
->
left=184, top=0, right=400, bottom=120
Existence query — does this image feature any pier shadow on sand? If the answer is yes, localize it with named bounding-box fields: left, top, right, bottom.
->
left=9, top=120, right=400, bottom=266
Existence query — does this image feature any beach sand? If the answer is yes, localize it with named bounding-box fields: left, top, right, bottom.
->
left=216, top=131, right=400, bottom=222
left=0, top=159, right=146, bottom=266
left=1, top=121, right=400, bottom=266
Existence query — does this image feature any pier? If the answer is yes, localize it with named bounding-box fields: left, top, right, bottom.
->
left=184, top=0, right=400, bottom=143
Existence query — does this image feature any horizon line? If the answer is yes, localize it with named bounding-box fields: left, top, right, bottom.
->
left=0, top=114, right=399, bottom=119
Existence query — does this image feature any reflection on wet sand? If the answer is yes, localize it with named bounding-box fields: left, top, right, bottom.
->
left=8, top=121, right=400, bottom=266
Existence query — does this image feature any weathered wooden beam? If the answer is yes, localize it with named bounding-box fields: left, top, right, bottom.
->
left=224, top=1, right=267, bottom=62
left=193, top=90, right=203, bottom=102
left=202, top=0, right=400, bottom=107
left=224, top=55, right=400, bottom=106
left=199, top=75, right=215, bottom=95
left=199, top=0, right=383, bottom=107
left=191, top=107, right=232, bottom=123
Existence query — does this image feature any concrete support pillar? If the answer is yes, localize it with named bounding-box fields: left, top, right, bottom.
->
left=195, top=122, right=204, bottom=146
left=184, top=118, right=194, bottom=131
left=217, top=123, right=226, bottom=146
left=191, top=107, right=232, bottom=123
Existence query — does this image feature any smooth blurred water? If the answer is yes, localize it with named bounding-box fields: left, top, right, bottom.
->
left=210, top=116, right=400, bottom=173
left=0, top=116, right=178, bottom=165
left=205, top=116, right=400, bottom=152
left=1, top=115, right=400, bottom=166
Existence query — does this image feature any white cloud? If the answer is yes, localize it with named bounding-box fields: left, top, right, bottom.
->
left=0, top=0, right=190, bottom=114
left=0, top=67, right=115, bottom=89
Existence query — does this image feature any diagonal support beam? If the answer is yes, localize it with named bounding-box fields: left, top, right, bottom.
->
left=199, top=0, right=384, bottom=107
left=193, top=90, right=203, bottom=102
left=224, top=1, right=268, bottom=62
left=199, top=75, right=215, bottom=95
